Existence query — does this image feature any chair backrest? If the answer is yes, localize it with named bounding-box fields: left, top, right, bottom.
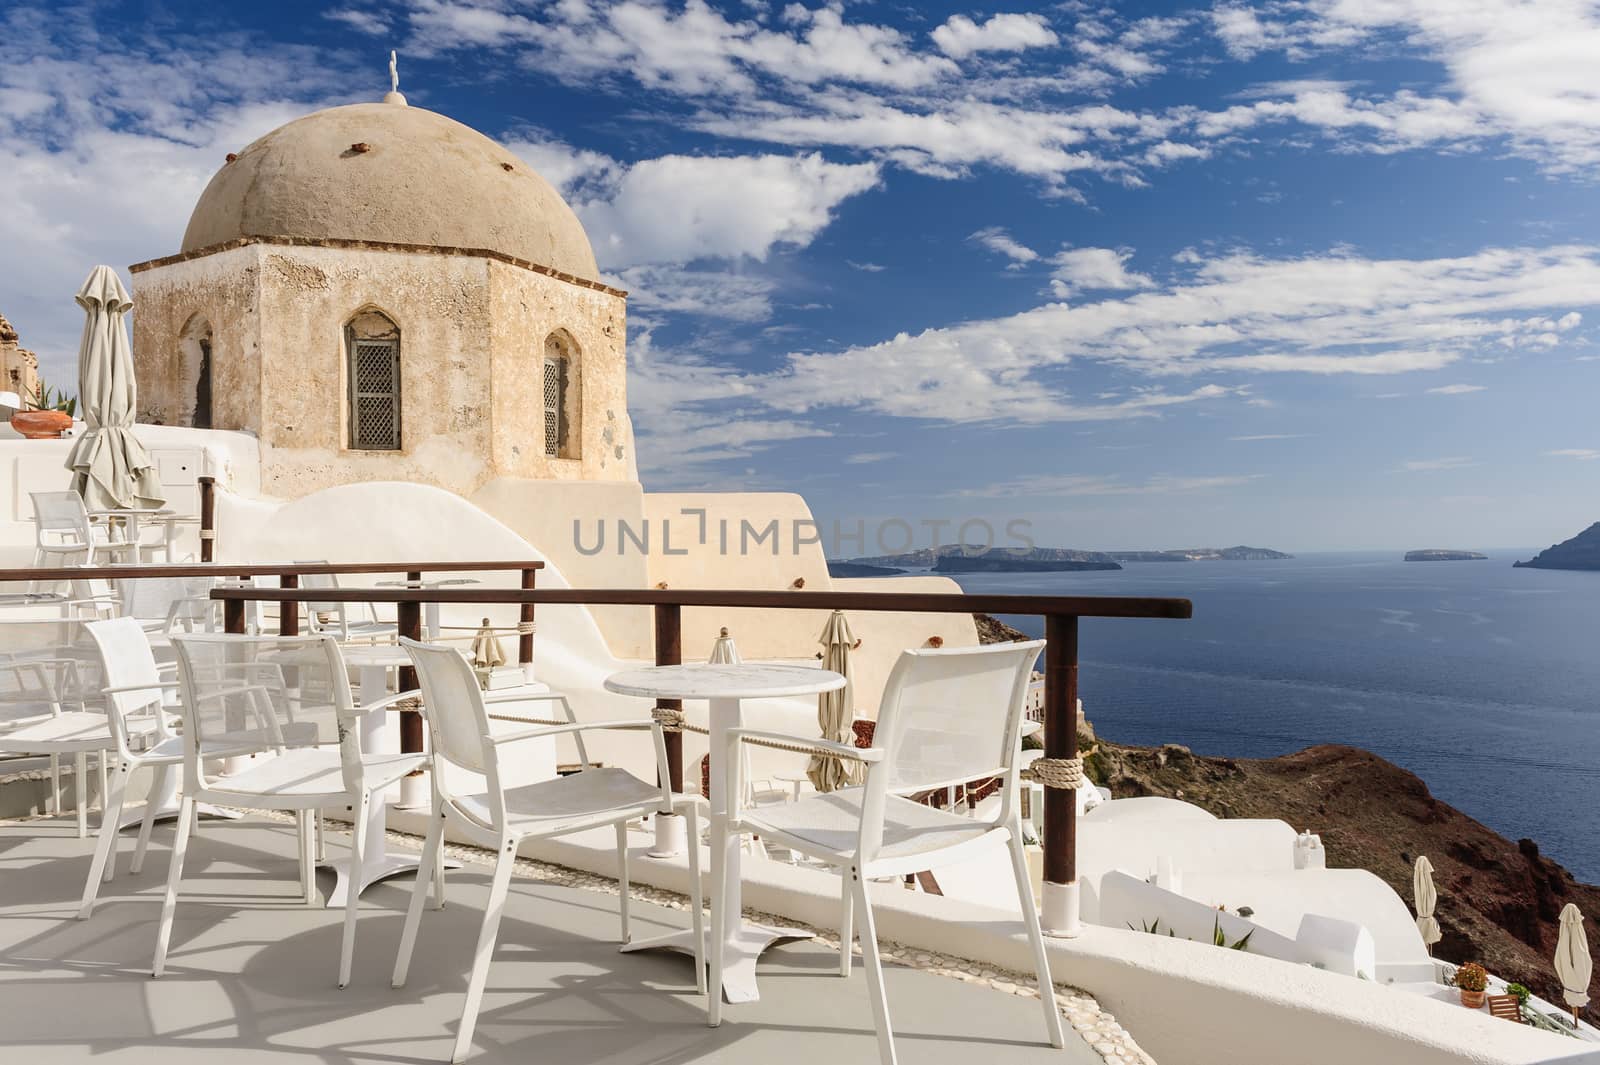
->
left=400, top=637, right=501, bottom=813
left=170, top=633, right=358, bottom=793
left=85, top=617, right=171, bottom=756
left=120, top=576, right=216, bottom=631
left=0, top=617, right=101, bottom=726
left=31, top=491, right=91, bottom=547
left=869, top=640, right=1045, bottom=821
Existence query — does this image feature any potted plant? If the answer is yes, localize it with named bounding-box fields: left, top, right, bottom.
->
left=1454, top=962, right=1489, bottom=1009
left=10, top=380, right=77, bottom=439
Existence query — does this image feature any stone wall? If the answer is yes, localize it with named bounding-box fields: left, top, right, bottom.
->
left=130, top=240, right=632, bottom=499
left=0, top=312, right=41, bottom=402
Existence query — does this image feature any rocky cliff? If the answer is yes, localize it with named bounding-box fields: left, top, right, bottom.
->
left=1086, top=740, right=1598, bottom=1016
left=1515, top=522, right=1600, bottom=571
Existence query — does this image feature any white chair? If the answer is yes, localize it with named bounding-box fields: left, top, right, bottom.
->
left=156, top=633, right=424, bottom=985
left=709, top=641, right=1065, bottom=1064
left=78, top=618, right=187, bottom=917
left=297, top=567, right=398, bottom=644
left=30, top=491, right=136, bottom=568
left=391, top=637, right=706, bottom=1064
left=120, top=576, right=220, bottom=638
left=0, top=617, right=120, bottom=838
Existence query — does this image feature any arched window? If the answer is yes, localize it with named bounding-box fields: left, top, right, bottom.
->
left=178, top=314, right=213, bottom=429
left=543, top=331, right=580, bottom=459
left=346, top=309, right=401, bottom=451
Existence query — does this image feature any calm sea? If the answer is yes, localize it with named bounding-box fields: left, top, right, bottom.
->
left=940, top=552, right=1600, bottom=881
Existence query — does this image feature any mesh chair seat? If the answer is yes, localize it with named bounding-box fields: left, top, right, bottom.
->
left=453, top=767, right=664, bottom=836
left=0, top=711, right=155, bottom=754
left=746, top=787, right=999, bottom=865
left=207, top=748, right=422, bottom=801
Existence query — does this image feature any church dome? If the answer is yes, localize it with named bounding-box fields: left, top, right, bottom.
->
left=182, top=102, right=599, bottom=281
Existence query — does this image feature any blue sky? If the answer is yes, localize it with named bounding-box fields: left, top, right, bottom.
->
left=3, top=0, right=1599, bottom=551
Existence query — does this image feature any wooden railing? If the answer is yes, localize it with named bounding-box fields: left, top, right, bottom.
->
left=1, top=560, right=545, bottom=769
left=208, top=581, right=1192, bottom=932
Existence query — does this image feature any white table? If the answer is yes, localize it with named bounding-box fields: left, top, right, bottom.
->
left=324, top=644, right=459, bottom=907
left=87, top=508, right=180, bottom=562
left=604, top=662, right=846, bottom=1004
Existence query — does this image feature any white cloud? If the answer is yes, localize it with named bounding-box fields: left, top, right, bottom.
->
left=844, top=451, right=897, bottom=465
left=509, top=141, right=881, bottom=268
left=617, top=266, right=777, bottom=323
left=932, top=14, right=1058, bottom=59
left=323, top=8, right=390, bottom=36
left=846, top=260, right=886, bottom=272
left=1546, top=448, right=1600, bottom=460
left=1049, top=247, right=1153, bottom=296
left=970, top=226, right=1040, bottom=268
left=1230, top=433, right=1309, bottom=441
left=1425, top=383, right=1486, bottom=395
left=952, top=472, right=1263, bottom=499
left=1398, top=457, right=1477, bottom=472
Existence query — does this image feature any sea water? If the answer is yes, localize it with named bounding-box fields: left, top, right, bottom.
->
left=942, top=551, right=1600, bottom=881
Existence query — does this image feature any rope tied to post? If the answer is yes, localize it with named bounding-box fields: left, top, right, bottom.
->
left=516, top=621, right=536, bottom=635
left=651, top=705, right=685, bottom=732
left=1022, top=756, right=1085, bottom=790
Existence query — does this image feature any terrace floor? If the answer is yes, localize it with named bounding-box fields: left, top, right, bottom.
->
left=0, top=815, right=1099, bottom=1064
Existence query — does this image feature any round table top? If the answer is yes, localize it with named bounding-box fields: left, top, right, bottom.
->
left=342, top=645, right=411, bottom=669
left=605, top=662, right=845, bottom=701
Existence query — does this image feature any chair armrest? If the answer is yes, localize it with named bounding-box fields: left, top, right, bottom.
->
left=481, top=689, right=566, bottom=704
left=102, top=681, right=180, bottom=695
left=725, top=727, right=884, bottom=763
left=489, top=718, right=654, bottom=744
left=363, top=689, right=422, bottom=714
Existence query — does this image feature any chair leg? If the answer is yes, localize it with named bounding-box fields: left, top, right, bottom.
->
left=131, top=764, right=167, bottom=875
left=47, top=753, right=59, bottom=815
left=452, top=842, right=517, bottom=1064
left=153, top=796, right=195, bottom=977
left=316, top=811, right=326, bottom=862
left=432, top=819, right=446, bottom=910
left=852, top=870, right=898, bottom=1065
left=79, top=760, right=130, bottom=918
left=683, top=804, right=706, bottom=995
left=338, top=794, right=369, bottom=989
left=393, top=812, right=445, bottom=987
left=98, top=753, right=111, bottom=825
left=75, top=752, right=88, bottom=839
left=615, top=821, right=631, bottom=944
left=1008, top=834, right=1065, bottom=1048
left=839, top=877, right=855, bottom=976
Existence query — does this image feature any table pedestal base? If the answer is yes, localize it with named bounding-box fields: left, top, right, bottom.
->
left=320, top=850, right=460, bottom=908
left=621, top=922, right=812, bottom=1004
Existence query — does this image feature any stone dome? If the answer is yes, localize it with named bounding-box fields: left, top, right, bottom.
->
left=182, top=102, right=599, bottom=281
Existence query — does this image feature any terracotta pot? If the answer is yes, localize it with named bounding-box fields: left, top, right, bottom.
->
left=1460, top=988, right=1486, bottom=1009
left=9, top=410, right=73, bottom=439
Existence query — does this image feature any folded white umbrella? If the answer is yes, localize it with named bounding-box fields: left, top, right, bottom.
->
left=64, top=266, right=164, bottom=511
left=1557, top=903, right=1592, bottom=1024
left=807, top=610, right=860, bottom=793
left=708, top=626, right=742, bottom=665
left=1413, top=855, right=1442, bottom=954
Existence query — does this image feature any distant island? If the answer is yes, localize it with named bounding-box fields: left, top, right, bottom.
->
left=933, top=553, right=1121, bottom=574
left=1110, top=546, right=1293, bottom=562
left=1514, top=521, right=1600, bottom=571
left=838, top=543, right=1290, bottom=572
left=1405, top=549, right=1487, bottom=562
left=825, top=561, right=906, bottom=578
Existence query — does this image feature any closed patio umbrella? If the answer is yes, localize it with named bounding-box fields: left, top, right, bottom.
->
left=1557, top=903, right=1592, bottom=1025
left=1413, top=855, right=1442, bottom=954
left=64, top=266, right=164, bottom=511
left=708, top=627, right=741, bottom=665
left=806, top=610, right=860, bottom=793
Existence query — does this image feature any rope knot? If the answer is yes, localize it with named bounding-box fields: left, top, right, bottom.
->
left=1023, top=756, right=1084, bottom=790
left=651, top=705, right=685, bottom=732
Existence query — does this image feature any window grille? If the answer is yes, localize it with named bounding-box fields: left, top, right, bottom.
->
left=544, top=357, right=567, bottom=457
left=349, top=338, right=400, bottom=450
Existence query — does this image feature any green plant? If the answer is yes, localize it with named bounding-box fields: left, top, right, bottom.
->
left=26, top=380, right=76, bottom=417
left=1211, top=915, right=1254, bottom=951
left=1128, top=917, right=1174, bottom=937
left=1021, top=731, right=1043, bottom=751
left=1506, top=983, right=1531, bottom=1007
left=1453, top=962, right=1488, bottom=992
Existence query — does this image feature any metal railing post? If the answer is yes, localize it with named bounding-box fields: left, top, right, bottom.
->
left=1041, top=613, right=1081, bottom=936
